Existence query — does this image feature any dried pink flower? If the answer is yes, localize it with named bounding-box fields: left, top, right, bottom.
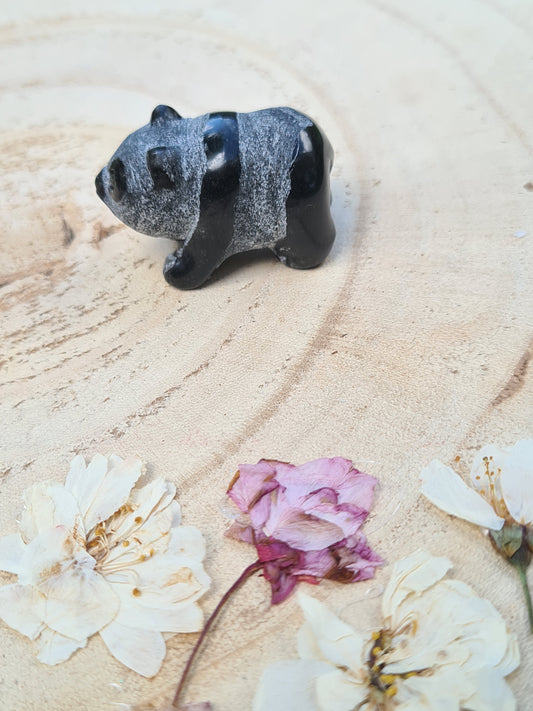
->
left=226, top=458, right=382, bottom=603
left=172, top=458, right=381, bottom=709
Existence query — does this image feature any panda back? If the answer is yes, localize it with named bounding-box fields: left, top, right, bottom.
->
left=230, top=107, right=311, bottom=256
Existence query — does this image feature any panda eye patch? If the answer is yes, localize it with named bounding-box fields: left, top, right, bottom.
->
left=108, top=158, right=127, bottom=202
left=147, top=147, right=174, bottom=190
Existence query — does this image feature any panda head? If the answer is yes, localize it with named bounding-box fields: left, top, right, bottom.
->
left=95, top=105, right=188, bottom=239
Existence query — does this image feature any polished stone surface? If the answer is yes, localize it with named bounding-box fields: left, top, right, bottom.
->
left=96, top=106, right=335, bottom=288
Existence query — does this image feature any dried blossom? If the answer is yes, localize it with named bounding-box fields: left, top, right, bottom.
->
left=420, top=439, right=533, bottom=630
left=0, top=454, right=210, bottom=676
left=172, top=457, right=381, bottom=709
left=226, top=458, right=382, bottom=602
left=254, top=550, right=519, bottom=711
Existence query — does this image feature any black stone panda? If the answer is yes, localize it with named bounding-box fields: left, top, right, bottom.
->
left=95, top=105, right=335, bottom=289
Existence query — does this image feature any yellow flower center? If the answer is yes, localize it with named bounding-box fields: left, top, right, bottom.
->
left=365, top=626, right=429, bottom=709
left=477, top=456, right=512, bottom=520
left=85, top=503, right=155, bottom=576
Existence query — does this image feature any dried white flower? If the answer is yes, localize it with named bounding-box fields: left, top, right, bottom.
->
left=254, top=550, right=519, bottom=710
left=420, top=439, right=533, bottom=632
left=419, top=440, right=533, bottom=530
left=0, top=454, right=210, bottom=677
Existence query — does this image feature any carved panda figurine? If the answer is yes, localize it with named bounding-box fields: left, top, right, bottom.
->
left=95, top=105, right=335, bottom=289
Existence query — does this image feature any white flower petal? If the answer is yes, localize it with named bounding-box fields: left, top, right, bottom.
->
left=99, top=620, right=166, bottom=677
left=501, top=439, right=533, bottom=525
left=401, top=667, right=475, bottom=710
left=64, top=454, right=107, bottom=519
left=298, top=612, right=327, bottom=662
left=19, top=483, right=83, bottom=542
left=108, top=454, right=125, bottom=467
left=139, top=544, right=209, bottom=591
left=0, top=583, right=45, bottom=639
left=0, top=533, right=26, bottom=575
left=42, top=566, right=119, bottom=639
left=110, top=571, right=204, bottom=632
left=117, top=598, right=203, bottom=633
left=168, top=525, right=206, bottom=561
left=19, top=525, right=89, bottom=587
left=130, top=479, right=177, bottom=516
left=464, top=668, right=517, bottom=711
left=384, top=577, right=514, bottom=675
left=36, top=627, right=87, bottom=665
left=82, top=456, right=143, bottom=531
left=253, top=660, right=330, bottom=711
left=495, top=630, right=520, bottom=676
left=316, top=668, right=368, bottom=711
left=107, top=549, right=210, bottom=611
left=110, top=479, right=179, bottom=538
left=438, top=581, right=516, bottom=672
left=383, top=606, right=464, bottom=674
left=112, top=479, right=178, bottom=542
left=470, top=445, right=508, bottom=492
left=381, top=549, right=452, bottom=622
left=256, top=551, right=518, bottom=711
left=254, top=551, right=519, bottom=711
left=102, top=499, right=184, bottom=575
left=420, top=460, right=504, bottom=530
left=395, top=701, right=434, bottom=711
left=0, top=453, right=209, bottom=677
left=297, top=593, right=366, bottom=671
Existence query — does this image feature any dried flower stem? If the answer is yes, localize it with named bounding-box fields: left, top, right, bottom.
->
left=490, top=525, right=533, bottom=634
left=172, top=560, right=264, bottom=708
left=514, top=556, right=533, bottom=634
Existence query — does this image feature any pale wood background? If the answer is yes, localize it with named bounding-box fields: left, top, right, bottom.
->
left=0, top=1, right=532, bottom=709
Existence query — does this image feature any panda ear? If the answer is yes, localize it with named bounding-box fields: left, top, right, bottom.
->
left=146, top=147, right=174, bottom=190
left=150, top=105, right=182, bottom=124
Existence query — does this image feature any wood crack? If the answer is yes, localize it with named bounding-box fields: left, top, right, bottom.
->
left=491, top=339, right=532, bottom=407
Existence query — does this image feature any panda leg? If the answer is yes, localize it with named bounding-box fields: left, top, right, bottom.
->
left=164, top=112, right=241, bottom=290
left=163, top=244, right=213, bottom=291
left=163, top=190, right=238, bottom=289
left=162, top=220, right=228, bottom=290
left=274, top=123, right=335, bottom=269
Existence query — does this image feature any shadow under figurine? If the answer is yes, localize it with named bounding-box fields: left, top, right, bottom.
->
left=95, top=105, right=335, bottom=289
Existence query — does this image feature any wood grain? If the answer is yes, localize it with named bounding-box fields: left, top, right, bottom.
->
left=1, top=1, right=532, bottom=709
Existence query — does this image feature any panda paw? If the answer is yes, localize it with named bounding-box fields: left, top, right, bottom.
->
left=163, top=249, right=195, bottom=286
left=163, top=248, right=214, bottom=290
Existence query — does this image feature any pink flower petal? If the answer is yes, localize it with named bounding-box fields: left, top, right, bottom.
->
left=255, top=540, right=302, bottom=603
left=255, top=539, right=299, bottom=564
left=276, top=458, right=377, bottom=505
left=335, top=472, right=378, bottom=513
left=227, top=461, right=278, bottom=512
left=294, top=534, right=383, bottom=584
left=327, top=534, right=383, bottom=582
left=302, top=500, right=369, bottom=538
left=274, top=458, right=355, bottom=499
left=265, top=565, right=299, bottom=605
left=266, top=508, right=344, bottom=551
left=225, top=457, right=381, bottom=604
left=295, top=549, right=337, bottom=579
left=248, top=490, right=274, bottom=531
left=225, top=522, right=256, bottom=545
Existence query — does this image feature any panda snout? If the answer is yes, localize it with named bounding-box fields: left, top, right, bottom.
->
left=95, top=169, right=106, bottom=201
